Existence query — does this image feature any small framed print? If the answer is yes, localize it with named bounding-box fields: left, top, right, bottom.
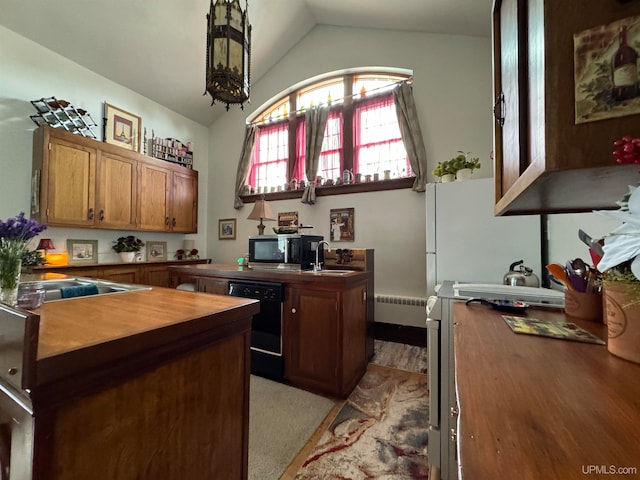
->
left=147, top=241, right=167, bottom=261
left=103, top=102, right=141, bottom=152
left=219, top=218, right=236, bottom=240
left=67, top=239, right=98, bottom=264
left=330, top=208, right=355, bottom=242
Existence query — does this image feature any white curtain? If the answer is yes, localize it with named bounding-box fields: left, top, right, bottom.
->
left=233, top=125, right=258, bottom=209
left=301, top=106, right=329, bottom=205
left=393, top=82, right=428, bottom=192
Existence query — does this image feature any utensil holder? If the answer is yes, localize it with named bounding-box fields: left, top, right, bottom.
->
left=564, top=289, right=603, bottom=322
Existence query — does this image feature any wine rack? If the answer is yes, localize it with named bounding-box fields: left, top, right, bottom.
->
left=30, top=96, right=98, bottom=139
left=151, top=135, right=193, bottom=169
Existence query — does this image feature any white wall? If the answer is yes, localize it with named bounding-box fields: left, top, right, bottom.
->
left=207, top=25, right=494, bottom=327
left=0, top=25, right=210, bottom=261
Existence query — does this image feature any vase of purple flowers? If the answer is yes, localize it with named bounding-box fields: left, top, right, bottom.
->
left=0, top=212, right=47, bottom=306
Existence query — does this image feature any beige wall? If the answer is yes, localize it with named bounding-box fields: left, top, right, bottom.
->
left=207, top=25, right=494, bottom=327
left=0, top=25, right=209, bottom=262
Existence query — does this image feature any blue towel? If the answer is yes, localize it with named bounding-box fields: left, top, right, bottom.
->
left=60, top=284, right=100, bottom=299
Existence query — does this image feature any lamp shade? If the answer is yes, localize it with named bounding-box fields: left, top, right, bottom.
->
left=247, top=199, right=275, bottom=235
left=247, top=199, right=276, bottom=221
left=36, top=238, right=55, bottom=251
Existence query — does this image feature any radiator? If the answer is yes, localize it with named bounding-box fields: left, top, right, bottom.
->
left=375, top=295, right=427, bottom=307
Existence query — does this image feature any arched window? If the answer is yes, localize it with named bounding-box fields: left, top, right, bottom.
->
left=245, top=69, right=414, bottom=197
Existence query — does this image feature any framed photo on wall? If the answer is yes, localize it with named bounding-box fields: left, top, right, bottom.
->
left=219, top=218, right=236, bottom=240
left=329, top=208, right=355, bottom=242
left=147, top=241, right=167, bottom=261
left=103, top=102, right=141, bottom=152
left=67, top=239, right=98, bottom=264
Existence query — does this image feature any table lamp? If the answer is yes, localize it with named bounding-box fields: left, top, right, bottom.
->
left=36, top=238, right=55, bottom=263
left=247, top=197, right=276, bottom=235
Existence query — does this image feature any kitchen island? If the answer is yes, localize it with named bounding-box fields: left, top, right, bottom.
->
left=0, top=281, right=259, bottom=480
left=168, top=264, right=372, bottom=397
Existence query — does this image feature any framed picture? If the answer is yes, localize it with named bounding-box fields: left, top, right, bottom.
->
left=67, top=239, right=98, bottom=264
left=103, top=102, right=141, bottom=152
left=278, top=211, right=298, bottom=227
left=147, top=241, right=167, bottom=261
left=219, top=218, right=236, bottom=240
left=330, top=208, right=355, bottom=242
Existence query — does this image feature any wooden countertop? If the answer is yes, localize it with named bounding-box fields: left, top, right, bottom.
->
left=454, top=303, right=640, bottom=480
left=27, top=285, right=259, bottom=396
left=169, top=263, right=371, bottom=285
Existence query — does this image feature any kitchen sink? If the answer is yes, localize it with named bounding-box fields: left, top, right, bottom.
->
left=301, top=269, right=354, bottom=275
left=37, top=277, right=152, bottom=302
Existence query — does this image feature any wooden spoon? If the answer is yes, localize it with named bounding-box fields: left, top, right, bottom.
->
left=546, top=263, right=573, bottom=290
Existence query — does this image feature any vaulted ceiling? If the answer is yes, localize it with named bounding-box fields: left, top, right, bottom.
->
left=0, top=0, right=492, bottom=126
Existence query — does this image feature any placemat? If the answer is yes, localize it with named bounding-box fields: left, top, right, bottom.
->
left=502, top=315, right=605, bottom=345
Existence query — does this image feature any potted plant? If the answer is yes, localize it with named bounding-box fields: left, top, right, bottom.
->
left=452, top=151, right=481, bottom=181
left=593, top=184, right=640, bottom=364
left=175, top=249, right=185, bottom=260
left=112, top=235, right=144, bottom=263
left=432, top=160, right=457, bottom=183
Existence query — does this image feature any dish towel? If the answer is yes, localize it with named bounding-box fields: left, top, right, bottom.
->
left=60, top=284, right=100, bottom=298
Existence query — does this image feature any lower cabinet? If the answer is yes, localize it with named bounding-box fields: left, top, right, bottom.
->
left=197, top=277, right=229, bottom=295
left=33, top=260, right=207, bottom=288
left=101, top=266, right=141, bottom=284
left=284, top=282, right=367, bottom=397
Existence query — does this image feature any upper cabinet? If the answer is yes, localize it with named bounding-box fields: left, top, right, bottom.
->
left=493, top=0, right=640, bottom=215
left=32, top=126, right=198, bottom=233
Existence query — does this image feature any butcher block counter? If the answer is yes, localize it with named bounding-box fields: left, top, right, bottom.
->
left=454, top=303, right=640, bottom=480
left=0, top=280, right=259, bottom=480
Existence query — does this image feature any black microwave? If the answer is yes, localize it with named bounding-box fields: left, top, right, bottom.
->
left=248, top=234, right=324, bottom=271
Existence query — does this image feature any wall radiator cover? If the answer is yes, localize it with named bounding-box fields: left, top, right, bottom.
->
left=375, top=295, right=427, bottom=307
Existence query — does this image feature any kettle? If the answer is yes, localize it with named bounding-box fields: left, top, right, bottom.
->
left=503, top=260, right=540, bottom=287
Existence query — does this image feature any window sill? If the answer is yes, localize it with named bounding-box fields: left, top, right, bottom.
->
left=241, top=176, right=415, bottom=203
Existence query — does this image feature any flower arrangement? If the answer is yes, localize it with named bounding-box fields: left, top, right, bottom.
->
left=0, top=212, right=47, bottom=305
left=175, top=249, right=185, bottom=259
left=593, top=184, right=640, bottom=305
left=112, top=235, right=144, bottom=253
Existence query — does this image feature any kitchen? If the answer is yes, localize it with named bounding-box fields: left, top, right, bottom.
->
left=1, top=0, right=640, bottom=479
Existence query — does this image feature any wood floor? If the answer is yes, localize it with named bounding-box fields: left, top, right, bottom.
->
left=279, top=340, right=428, bottom=479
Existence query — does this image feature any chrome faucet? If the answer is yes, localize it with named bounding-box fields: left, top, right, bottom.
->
left=314, top=241, right=331, bottom=272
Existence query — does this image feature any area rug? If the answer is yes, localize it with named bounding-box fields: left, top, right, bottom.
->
left=248, top=375, right=336, bottom=480
left=294, top=364, right=428, bottom=479
left=371, top=340, right=428, bottom=374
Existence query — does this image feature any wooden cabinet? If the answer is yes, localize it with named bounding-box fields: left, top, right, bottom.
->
left=100, top=266, right=141, bottom=284
left=96, top=152, right=138, bottom=230
left=284, top=282, right=367, bottom=397
left=492, top=0, right=640, bottom=215
left=32, top=125, right=198, bottom=233
left=197, top=277, right=229, bottom=295
left=39, top=135, right=97, bottom=227
left=138, top=163, right=198, bottom=233
left=32, top=260, right=208, bottom=287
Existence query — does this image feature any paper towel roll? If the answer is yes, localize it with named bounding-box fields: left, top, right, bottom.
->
left=183, top=240, right=195, bottom=251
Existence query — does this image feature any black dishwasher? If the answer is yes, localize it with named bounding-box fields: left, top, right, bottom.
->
left=228, top=280, right=284, bottom=381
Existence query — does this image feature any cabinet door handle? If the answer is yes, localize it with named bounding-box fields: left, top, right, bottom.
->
left=99, top=209, right=105, bottom=221
left=165, top=216, right=170, bottom=226
left=88, top=208, right=94, bottom=220
left=172, top=217, right=177, bottom=227
left=493, top=91, right=505, bottom=127
left=291, top=308, right=297, bottom=314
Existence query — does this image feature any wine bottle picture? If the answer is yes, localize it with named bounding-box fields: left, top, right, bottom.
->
left=611, top=25, right=639, bottom=101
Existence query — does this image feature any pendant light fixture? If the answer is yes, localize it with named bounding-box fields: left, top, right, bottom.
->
left=205, top=0, right=251, bottom=110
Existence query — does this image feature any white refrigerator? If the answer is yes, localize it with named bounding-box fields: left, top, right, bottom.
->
left=426, top=177, right=543, bottom=296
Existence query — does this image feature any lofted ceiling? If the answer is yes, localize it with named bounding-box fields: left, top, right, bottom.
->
left=0, top=0, right=492, bottom=127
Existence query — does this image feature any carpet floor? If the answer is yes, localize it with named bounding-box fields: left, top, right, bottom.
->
left=371, top=339, right=428, bottom=374
left=248, top=375, right=336, bottom=480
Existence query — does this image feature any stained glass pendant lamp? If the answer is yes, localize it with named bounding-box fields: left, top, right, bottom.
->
left=205, top=0, right=252, bottom=110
